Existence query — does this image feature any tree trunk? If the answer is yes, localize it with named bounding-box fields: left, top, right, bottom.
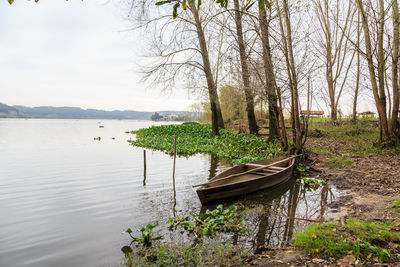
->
left=259, top=5, right=280, bottom=140
left=281, top=0, right=302, bottom=152
left=391, top=0, right=400, bottom=139
left=352, top=11, right=361, bottom=121
left=190, top=2, right=224, bottom=135
left=233, top=0, right=259, bottom=135
left=356, top=0, right=390, bottom=140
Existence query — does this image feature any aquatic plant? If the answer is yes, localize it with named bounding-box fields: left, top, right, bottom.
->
left=94, top=136, right=101, bottom=141
left=169, top=204, right=247, bottom=242
left=126, top=224, right=162, bottom=247
left=128, top=123, right=281, bottom=164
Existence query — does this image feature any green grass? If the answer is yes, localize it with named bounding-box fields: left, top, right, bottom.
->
left=294, top=218, right=400, bottom=262
left=124, top=241, right=248, bottom=266
left=307, top=120, right=400, bottom=156
left=391, top=200, right=400, bottom=209
left=326, top=157, right=354, bottom=168
left=128, top=122, right=281, bottom=164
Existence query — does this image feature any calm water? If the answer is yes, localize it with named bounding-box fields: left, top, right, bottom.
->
left=0, top=119, right=338, bottom=267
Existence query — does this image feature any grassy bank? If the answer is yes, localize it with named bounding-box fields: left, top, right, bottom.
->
left=128, top=122, right=281, bottom=164
left=307, top=119, right=400, bottom=157
left=293, top=200, right=400, bottom=264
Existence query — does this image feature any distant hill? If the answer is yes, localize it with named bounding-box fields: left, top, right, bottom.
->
left=0, top=103, right=26, bottom=118
left=0, top=102, right=186, bottom=120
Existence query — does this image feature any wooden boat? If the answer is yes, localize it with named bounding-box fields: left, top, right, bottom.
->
left=195, top=156, right=296, bottom=205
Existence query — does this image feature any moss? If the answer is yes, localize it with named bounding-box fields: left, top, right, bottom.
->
left=326, top=157, right=354, bottom=168
left=294, top=218, right=400, bottom=262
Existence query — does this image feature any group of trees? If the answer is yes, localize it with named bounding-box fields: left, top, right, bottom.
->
left=12, top=0, right=400, bottom=150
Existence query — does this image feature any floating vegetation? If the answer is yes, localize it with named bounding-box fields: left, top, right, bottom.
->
left=94, top=137, right=101, bottom=141
left=99, top=125, right=104, bottom=128
left=128, top=123, right=281, bottom=164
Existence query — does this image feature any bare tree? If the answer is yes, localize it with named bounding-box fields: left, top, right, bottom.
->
left=258, top=2, right=281, bottom=141
left=232, top=0, right=259, bottom=134
left=355, top=0, right=390, bottom=140
left=276, top=0, right=303, bottom=152
left=391, top=0, right=400, bottom=139
left=312, top=0, right=356, bottom=121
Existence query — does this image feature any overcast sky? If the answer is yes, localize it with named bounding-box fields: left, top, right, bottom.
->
left=0, top=0, right=195, bottom=111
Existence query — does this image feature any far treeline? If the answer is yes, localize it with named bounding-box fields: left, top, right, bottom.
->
left=12, top=0, right=400, bottom=151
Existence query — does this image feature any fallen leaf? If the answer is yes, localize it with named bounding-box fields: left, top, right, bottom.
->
left=312, top=258, right=325, bottom=264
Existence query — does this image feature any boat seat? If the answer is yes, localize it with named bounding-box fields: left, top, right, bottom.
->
left=246, top=163, right=285, bottom=170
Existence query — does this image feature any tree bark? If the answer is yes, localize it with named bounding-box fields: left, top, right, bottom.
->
left=281, top=0, right=302, bottom=152
left=391, top=0, right=400, bottom=139
left=356, top=0, right=390, bottom=140
left=190, top=2, right=224, bottom=135
left=233, top=0, right=259, bottom=135
left=259, top=5, right=280, bottom=140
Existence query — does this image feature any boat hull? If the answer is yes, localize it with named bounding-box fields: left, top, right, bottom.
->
left=196, top=157, right=295, bottom=205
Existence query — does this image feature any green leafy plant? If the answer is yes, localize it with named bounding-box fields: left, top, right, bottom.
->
left=296, top=163, right=310, bottom=174
left=169, top=204, right=247, bottom=242
left=128, top=123, right=281, bottom=164
left=126, top=224, right=162, bottom=247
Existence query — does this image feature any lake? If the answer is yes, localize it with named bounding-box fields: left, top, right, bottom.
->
left=0, top=119, right=338, bottom=267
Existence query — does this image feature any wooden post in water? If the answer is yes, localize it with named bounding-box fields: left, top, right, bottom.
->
left=172, top=133, right=177, bottom=181
left=172, top=133, right=177, bottom=216
left=143, top=150, right=147, bottom=186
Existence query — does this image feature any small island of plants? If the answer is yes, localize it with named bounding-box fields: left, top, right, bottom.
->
left=128, top=122, right=281, bottom=164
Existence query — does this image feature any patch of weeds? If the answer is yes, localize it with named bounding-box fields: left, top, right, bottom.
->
left=391, top=200, right=400, bottom=209
left=99, top=125, right=104, bottom=128
left=296, top=163, right=310, bottom=174
left=326, top=157, right=353, bottom=168
left=128, top=123, right=281, bottom=164
left=169, top=204, right=247, bottom=242
left=94, top=136, right=101, bottom=141
left=123, top=205, right=249, bottom=266
left=294, top=218, right=400, bottom=262
left=124, top=241, right=248, bottom=267
left=308, top=128, right=325, bottom=138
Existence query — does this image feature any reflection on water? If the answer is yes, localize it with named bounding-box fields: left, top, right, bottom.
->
left=0, top=119, right=338, bottom=267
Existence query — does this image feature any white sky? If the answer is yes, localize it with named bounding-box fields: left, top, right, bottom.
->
left=0, top=0, right=195, bottom=111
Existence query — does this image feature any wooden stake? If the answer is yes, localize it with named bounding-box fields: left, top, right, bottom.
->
left=143, top=150, right=147, bottom=186
left=172, top=134, right=177, bottom=216
left=172, top=133, right=177, bottom=183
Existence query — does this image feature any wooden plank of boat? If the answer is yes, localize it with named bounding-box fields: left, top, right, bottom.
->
left=195, top=156, right=296, bottom=205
